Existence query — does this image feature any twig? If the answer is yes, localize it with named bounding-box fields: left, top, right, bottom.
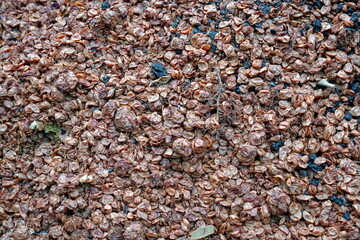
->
left=317, top=79, right=335, bottom=88
left=317, top=79, right=341, bottom=90
left=214, top=67, right=223, bottom=122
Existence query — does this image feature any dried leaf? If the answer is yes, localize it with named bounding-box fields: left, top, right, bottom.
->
left=29, top=120, right=44, bottom=130
left=189, top=225, right=215, bottom=240
left=149, top=76, right=172, bottom=86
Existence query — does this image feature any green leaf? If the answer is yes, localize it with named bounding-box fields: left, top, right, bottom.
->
left=44, top=124, right=61, bottom=141
left=189, top=225, right=215, bottom=240
left=44, top=124, right=60, bottom=134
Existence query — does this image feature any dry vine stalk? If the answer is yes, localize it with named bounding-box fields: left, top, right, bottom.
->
left=214, top=67, right=223, bottom=122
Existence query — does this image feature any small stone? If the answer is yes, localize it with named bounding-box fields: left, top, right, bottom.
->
left=260, top=4, right=271, bottom=14
left=329, top=195, right=346, bottom=206
left=174, top=49, right=183, bottom=54
left=315, top=0, right=323, bottom=8
left=210, top=43, right=217, bottom=52
left=313, top=19, right=322, bottom=32
left=351, top=12, right=359, bottom=22
left=299, top=170, right=309, bottom=177
left=271, top=140, right=284, bottom=152
left=348, top=82, right=359, bottom=92
left=151, top=62, right=168, bottom=78
left=309, top=154, right=318, bottom=160
left=344, top=112, right=353, bottom=121
left=208, top=31, right=217, bottom=40
left=342, top=212, right=350, bottom=220
left=101, top=1, right=110, bottom=10
left=234, top=84, right=241, bottom=94
left=270, top=81, right=277, bottom=87
left=310, top=179, right=321, bottom=185
left=307, top=161, right=325, bottom=173
left=102, top=75, right=110, bottom=82
left=193, top=27, right=202, bottom=34
left=243, top=59, right=251, bottom=69
left=51, top=2, right=60, bottom=10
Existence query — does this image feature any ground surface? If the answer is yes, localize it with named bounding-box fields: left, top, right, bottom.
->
left=0, top=0, right=359, bottom=239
